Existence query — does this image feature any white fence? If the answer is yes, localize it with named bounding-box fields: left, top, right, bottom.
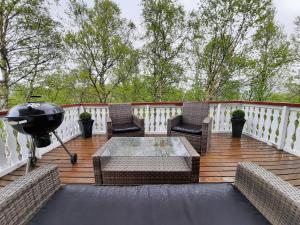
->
left=209, top=102, right=300, bottom=156
left=0, top=101, right=299, bottom=177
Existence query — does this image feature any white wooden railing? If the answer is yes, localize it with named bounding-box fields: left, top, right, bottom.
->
left=208, top=101, right=300, bottom=156
left=0, top=101, right=299, bottom=177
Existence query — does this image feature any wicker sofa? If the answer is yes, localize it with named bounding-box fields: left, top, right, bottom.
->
left=106, top=103, right=144, bottom=139
left=167, top=102, right=212, bottom=155
left=1, top=163, right=300, bottom=225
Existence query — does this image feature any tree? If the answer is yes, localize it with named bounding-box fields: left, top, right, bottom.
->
left=23, top=13, right=64, bottom=101
left=292, top=16, right=300, bottom=62
left=141, top=0, right=188, bottom=102
left=0, top=0, right=63, bottom=108
left=66, top=0, right=138, bottom=103
left=290, top=16, right=300, bottom=100
left=190, top=0, right=273, bottom=100
left=111, top=74, right=148, bottom=103
left=246, top=10, right=292, bottom=101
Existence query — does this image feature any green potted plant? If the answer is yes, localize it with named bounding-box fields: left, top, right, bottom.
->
left=231, top=109, right=246, bottom=138
left=78, top=112, right=94, bottom=138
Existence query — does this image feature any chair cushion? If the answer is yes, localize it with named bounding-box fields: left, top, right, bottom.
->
left=172, top=123, right=202, bottom=135
left=112, top=123, right=140, bottom=133
left=28, top=184, right=270, bottom=225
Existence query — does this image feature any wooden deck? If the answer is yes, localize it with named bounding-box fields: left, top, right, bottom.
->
left=1, top=134, right=300, bottom=189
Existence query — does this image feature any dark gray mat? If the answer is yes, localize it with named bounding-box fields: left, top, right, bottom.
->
left=28, top=183, right=270, bottom=225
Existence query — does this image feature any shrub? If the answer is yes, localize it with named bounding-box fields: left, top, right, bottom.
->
left=231, top=109, right=245, bottom=119
left=79, top=112, right=92, bottom=121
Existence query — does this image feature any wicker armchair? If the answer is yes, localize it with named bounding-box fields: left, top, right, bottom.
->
left=106, top=104, right=144, bottom=139
left=167, top=102, right=212, bottom=155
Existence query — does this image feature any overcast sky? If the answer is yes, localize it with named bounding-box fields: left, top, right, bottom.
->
left=115, top=0, right=300, bottom=35
left=54, top=0, right=300, bottom=36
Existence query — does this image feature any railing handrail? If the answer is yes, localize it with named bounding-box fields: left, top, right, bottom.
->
left=1, top=100, right=300, bottom=116
left=0, top=111, right=7, bottom=116
left=208, top=100, right=300, bottom=107
left=61, top=100, right=300, bottom=107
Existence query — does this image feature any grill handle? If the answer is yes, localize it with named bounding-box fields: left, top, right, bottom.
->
left=7, top=120, right=28, bottom=125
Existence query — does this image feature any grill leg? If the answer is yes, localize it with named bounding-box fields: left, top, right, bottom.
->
left=26, top=137, right=37, bottom=174
left=52, top=131, right=77, bottom=165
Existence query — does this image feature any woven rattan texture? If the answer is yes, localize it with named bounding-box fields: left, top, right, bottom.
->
left=106, top=104, right=145, bottom=139
left=235, top=162, right=300, bottom=225
left=0, top=165, right=61, bottom=225
left=167, top=102, right=212, bottom=155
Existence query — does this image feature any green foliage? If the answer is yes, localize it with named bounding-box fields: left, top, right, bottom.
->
left=189, top=0, right=278, bottom=100
left=0, top=0, right=63, bottom=108
left=267, top=90, right=300, bottom=103
left=218, top=80, right=241, bottom=100
left=141, top=0, right=188, bottom=102
left=66, top=0, right=137, bottom=103
left=291, top=16, right=300, bottom=61
left=111, top=75, right=149, bottom=102
left=2, top=0, right=300, bottom=108
left=246, top=9, right=292, bottom=101
left=231, top=110, right=245, bottom=120
left=79, top=112, right=92, bottom=121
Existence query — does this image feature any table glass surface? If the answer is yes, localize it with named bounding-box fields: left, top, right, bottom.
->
left=101, top=137, right=190, bottom=157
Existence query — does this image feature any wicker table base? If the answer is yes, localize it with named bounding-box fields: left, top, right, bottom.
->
left=93, top=137, right=200, bottom=185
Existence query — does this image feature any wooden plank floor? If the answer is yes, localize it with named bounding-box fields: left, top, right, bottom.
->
left=1, top=134, right=300, bottom=189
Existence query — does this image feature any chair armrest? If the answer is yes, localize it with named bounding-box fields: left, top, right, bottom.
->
left=105, top=116, right=112, bottom=139
left=201, top=116, right=212, bottom=134
left=133, top=114, right=144, bottom=130
left=200, top=116, right=212, bottom=154
left=235, top=162, right=300, bottom=225
left=0, top=165, right=61, bottom=225
left=203, top=116, right=212, bottom=125
left=202, top=116, right=212, bottom=135
left=106, top=116, right=112, bottom=123
left=167, top=115, right=182, bottom=136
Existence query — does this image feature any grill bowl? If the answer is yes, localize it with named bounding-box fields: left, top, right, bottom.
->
left=6, top=102, right=65, bottom=136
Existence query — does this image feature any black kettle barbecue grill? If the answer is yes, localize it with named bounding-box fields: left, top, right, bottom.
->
left=5, top=100, right=77, bottom=173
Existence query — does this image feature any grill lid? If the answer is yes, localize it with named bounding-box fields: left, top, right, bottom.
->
left=6, top=102, right=64, bottom=119
left=5, top=101, right=65, bottom=136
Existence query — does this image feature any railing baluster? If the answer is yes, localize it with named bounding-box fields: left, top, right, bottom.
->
left=5, top=122, right=19, bottom=166
left=215, top=103, right=222, bottom=132
left=283, top=108, right=300, bottom=155
left=278, top=106, right=289, bottom=150
left=0, top=125, right=8, bottom=173
left=292, top=112, right=300, bottom=155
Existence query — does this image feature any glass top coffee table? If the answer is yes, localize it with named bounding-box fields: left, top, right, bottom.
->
left=93, top=137, right=200, bottom=185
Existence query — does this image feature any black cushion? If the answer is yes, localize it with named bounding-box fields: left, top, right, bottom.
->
left=28, top=184, right=270, bottom=225
left=172, top=123, right=202, bottom=135
left=112, top=122, right=140, bottom=133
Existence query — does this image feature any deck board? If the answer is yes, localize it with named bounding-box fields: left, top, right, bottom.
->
left=0, top=134, right=300, bottom=189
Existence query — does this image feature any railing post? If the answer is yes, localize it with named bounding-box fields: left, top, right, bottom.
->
left=146, top=104, right=150, bottom=134
left=79, top=105, right=85, bottom=115
left=277, top=106, right=289, bottom=150
left=215, top=103, right=222, bottom=133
